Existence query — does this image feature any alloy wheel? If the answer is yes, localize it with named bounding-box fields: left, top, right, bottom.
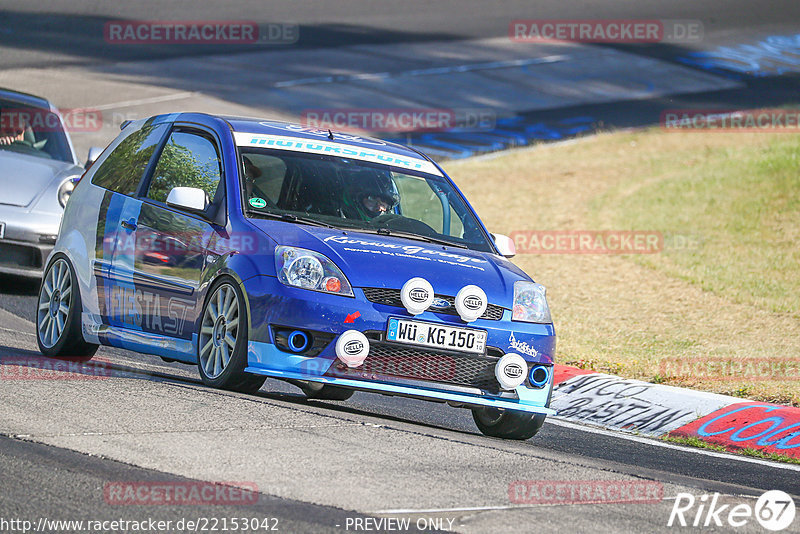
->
left=37, top=259, right=72, bottom=348
left=199, top=283, right=240, bottom=379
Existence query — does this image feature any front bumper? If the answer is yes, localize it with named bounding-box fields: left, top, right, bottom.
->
left=0, top=238, right=53, bottom=277
left=0, top=204, right=61, bottom=277
left=241, top=275, right=556, bottom=415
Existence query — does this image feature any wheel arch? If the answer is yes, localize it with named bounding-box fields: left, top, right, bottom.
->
left=49, top=230, right=93, bottom=316
left=198, top=267, right=253, bottom=340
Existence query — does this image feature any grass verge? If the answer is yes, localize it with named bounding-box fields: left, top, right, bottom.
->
left=663, top=435, right=800, bottom=465
left=443, top=125, right=800, bottom=405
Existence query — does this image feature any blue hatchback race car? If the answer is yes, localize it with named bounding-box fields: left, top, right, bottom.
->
left=36, top=113, right=556, bottom=439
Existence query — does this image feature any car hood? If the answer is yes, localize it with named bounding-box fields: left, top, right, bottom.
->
left=0, top=151, right=80, bottom=207
left=251, top=220, right=531, bottom=303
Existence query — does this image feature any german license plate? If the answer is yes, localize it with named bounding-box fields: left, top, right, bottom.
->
left=386, top=317, right=486, bottom=354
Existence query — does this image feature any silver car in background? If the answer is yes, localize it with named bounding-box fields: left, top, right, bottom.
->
left=0, top=88, right=86, bottom=277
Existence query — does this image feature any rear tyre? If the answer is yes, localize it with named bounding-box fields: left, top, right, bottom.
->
left=471, top=407, right=546, bottom=440
left=300, top=382, right=354, bottom=401
left=197, top=278, right=266, bottom=394
left=36, top=254, right=98, bottom=360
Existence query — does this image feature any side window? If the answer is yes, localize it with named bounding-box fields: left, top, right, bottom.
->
left=91, top=124, right=167, bottom=196
left=146, top=130, right=222, bottom=205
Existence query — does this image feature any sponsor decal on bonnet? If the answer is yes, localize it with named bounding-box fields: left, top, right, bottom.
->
left=322, top=235, right=486, bottom=270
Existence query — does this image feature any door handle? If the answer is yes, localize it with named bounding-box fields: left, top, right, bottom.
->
left=120, top=219, right=137, bottom=231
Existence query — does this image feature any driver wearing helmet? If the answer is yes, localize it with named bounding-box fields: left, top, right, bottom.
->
left=342, top=169, right=400, bottom=220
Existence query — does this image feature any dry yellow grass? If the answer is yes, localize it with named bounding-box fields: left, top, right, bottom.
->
left=443, top=129, right=800, bottom=405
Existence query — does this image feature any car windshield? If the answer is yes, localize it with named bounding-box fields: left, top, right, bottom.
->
left=238, top=147, right=494, bottom=252
left=0, top=101, right=74, bottom=163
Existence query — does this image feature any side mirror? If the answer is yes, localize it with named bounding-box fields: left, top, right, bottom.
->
left=166, top=187, right=208, bottom=212
left=85, top=147, right=103, bottom=168
left=491, top=233, right=516, bottom=258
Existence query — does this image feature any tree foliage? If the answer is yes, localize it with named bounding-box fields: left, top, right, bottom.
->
left=147, top=134, right=220, bottom=203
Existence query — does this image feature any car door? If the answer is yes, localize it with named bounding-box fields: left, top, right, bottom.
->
left=125, top=126, right=225, bottom=341
left=90, top=122, right=169, bottom=330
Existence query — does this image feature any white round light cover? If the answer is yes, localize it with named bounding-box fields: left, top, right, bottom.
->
left=400, top=277, right=434, bottom=315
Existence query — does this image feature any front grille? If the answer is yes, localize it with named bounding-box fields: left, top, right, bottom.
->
left=362, top=287, right=505, bottom=321
left=328, top=341, right=502, bottom=392
left=0, top=243, right=42, bottom=268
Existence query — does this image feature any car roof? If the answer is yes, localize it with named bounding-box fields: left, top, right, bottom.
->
left=134, top=112, right=443, bottom=176
left=0, top=87, right=55, bottom=111
left=134, top=113, right=432, bottom=161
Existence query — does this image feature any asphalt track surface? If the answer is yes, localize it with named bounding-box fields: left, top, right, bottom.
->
left=2, top=2, right=800, bottom=532
left=1, top=279, right=798, bottom=533
left=0, top=435, right=377, bottom=533
left=1, top=0, right=800, bottom=69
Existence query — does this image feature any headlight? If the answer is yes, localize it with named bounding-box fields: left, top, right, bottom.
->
left=512, top=281, right=551, bottom=323
left=57, top=179, right=75, bottom=208
left=275, top=245, right=354, bottom=296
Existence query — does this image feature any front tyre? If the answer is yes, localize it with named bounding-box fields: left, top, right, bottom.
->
left=198, top=278, right=266, bottom=394
left=472, top=407, right=546, bottom=440
left=36, top=255, right=98, bottom=360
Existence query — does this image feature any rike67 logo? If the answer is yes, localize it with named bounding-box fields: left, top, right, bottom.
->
left=668, top=490, right=796, bottom=531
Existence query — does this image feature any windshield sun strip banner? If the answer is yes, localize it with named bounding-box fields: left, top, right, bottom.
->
left=233, top=132, right=443, bottom=176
